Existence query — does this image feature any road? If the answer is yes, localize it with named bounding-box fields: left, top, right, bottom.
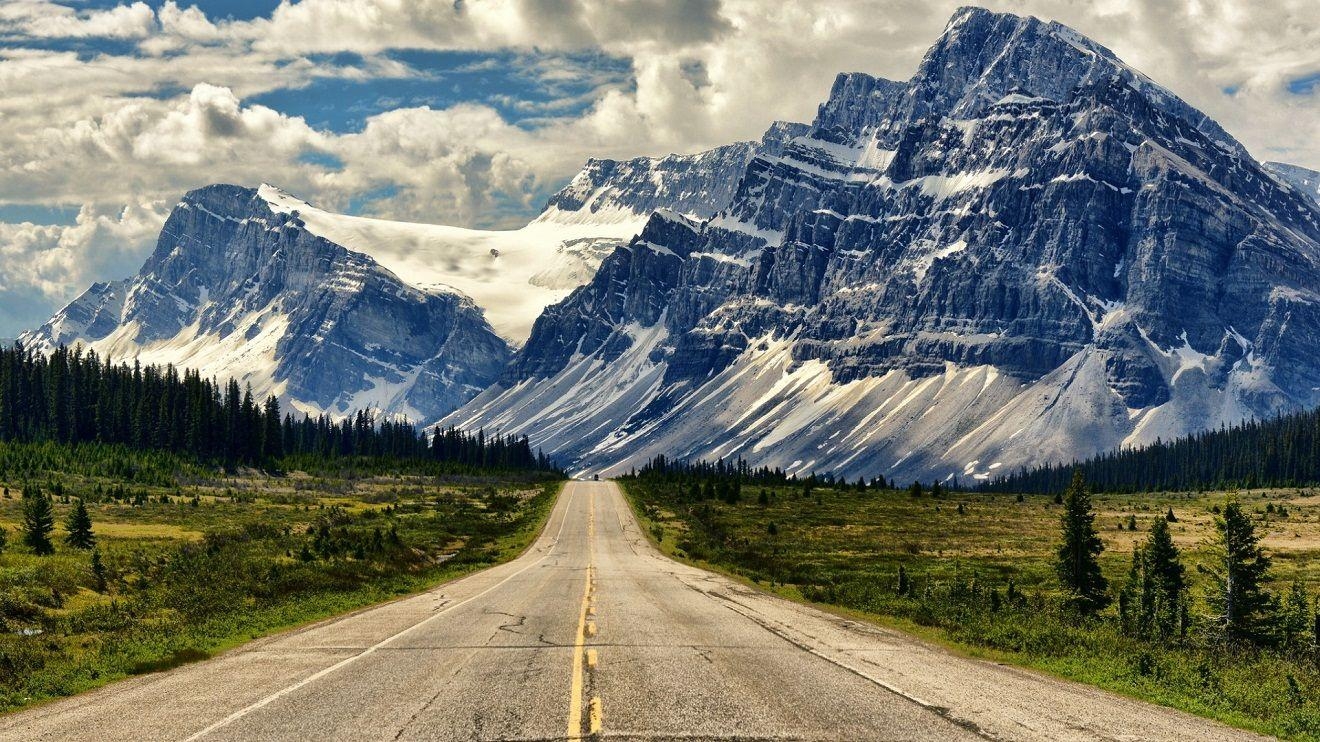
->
left=4, top=480, right=1267, bottom=741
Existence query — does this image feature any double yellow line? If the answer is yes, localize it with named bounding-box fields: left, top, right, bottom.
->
left=567, top=495, right=602, bottom=739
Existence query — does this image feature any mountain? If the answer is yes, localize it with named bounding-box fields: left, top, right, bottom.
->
left=23, top=143, right=762, bottom=421
left=1266, top=162, right=1320, bottom=206
left=23, top=184, right=511, bottom=421
left=447, top=6, right=1320, bottom=482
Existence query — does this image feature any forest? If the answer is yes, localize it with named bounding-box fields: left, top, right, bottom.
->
left=981, top=406, right=1320, bottom=494
left=0, top=343, right=556, bottom=472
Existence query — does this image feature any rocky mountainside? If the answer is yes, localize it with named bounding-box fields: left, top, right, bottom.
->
left=448, top=6, right=1320, bottom=482
left=23, top=141, right=763, bottom=421
left=1266, top=162, right=1320, bottom=205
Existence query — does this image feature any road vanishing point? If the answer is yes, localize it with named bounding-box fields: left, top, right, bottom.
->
left=3, top=481, right=1267, bottom=741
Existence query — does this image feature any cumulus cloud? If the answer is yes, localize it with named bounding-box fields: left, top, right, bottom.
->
left=0, top=0, right=1316, bottom=336
left=0, top=0, right=157, bottom=40
left=0, top=201, right=167, bottom=334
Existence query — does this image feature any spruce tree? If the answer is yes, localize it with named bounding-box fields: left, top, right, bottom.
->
left=1055, top=470, right=1110, bottom=613
left=1143, top=518, right=1185, bottom=639
left=21, top=485, right=55, bottom=556
left=91, top=548, right=108, bottom=592
left=64, top=498, right=96, bottom=549
left=1281, top=580, right=1311, bottom=649
left=1118, top=548, right=1142, bottom=634
left=1200, top=500, right=1275, bottom=644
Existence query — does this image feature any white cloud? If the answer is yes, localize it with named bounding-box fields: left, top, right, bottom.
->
left=1, top=0, right=157, bottom=40
left=0, top=201, right=167, bottom=334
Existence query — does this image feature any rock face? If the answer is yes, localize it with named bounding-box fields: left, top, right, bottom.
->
left=447, top=6, right=1320, bottom=482
left=1266, top=162, right=1320, bottom=206
left=540, top=141, right=760, bottom=222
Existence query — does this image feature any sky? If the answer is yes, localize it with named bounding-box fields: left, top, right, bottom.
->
left=0, top=0, right=1317, bottom=337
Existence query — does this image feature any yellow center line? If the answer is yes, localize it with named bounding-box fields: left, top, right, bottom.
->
left=566, top=491, right=598, bottom=739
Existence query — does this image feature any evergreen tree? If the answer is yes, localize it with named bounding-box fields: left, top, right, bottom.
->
left=0, top=524, right=6, bottom=554
left=64, top=498, right=96, bottom=549
left=91, top=548, right=108, bottom=592
left=1200, top=500, right=1275, bottom=644
left=1143, top=518, right=1186, bottom=639
left=262, top=395, right=283, bottom=460
left=21, top=485, right=55, bottom=556
left=1055, top=470, right=1110, bottom=613
left=1118, top=549, right=1142, bottom=634
left=896, top=564, right=911, bottom=596
left=908, top=481, right=923, bottom=498
left=1280, top=580, right=1311, bottom=649
left=1121, top=519, right=1185, bottom=639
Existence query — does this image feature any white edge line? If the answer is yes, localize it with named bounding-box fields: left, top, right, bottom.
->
left=183, top=487, right=578, bottom=741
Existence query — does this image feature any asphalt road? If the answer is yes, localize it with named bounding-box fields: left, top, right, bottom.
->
left=3, top=480, right=1269, bottom=741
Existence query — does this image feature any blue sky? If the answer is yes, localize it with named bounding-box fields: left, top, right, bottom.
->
left=0, top=0, right=1315, bottom=337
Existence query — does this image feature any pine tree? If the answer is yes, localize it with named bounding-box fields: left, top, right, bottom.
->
left=262, top=395, right=283, bottom=461
left=896, top=564, right=911, bottom=596
left=1055, top=470, right=1110, bottom=613
left=91, top=548, right=108, bottom=592
left=1122, top=519, right=1186, bottom=639
left=1281, top=580, right=1311, bottom=649
left=21, top=485, right=55, bottom=556
left=1143, top=518, right=1186, bottom=639
left=1200, top=500, right=1275, bottom=644
left=64, top=498, right=96, bottom=549
left=908, top=481, right=923, bottom=498
left=1118, top=549, right=1142, bottom=634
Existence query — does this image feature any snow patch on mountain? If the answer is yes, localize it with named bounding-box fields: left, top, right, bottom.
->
left=257, top=184, right=641, bottom=345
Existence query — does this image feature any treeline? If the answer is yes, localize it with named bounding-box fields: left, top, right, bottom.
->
left=632, top=454, right=891, bottom=488
left=0, top=343, right=556, bottom=472
left=626, top=454, right=889, bottom=503
left=981, top=406, right=1320, bottom=494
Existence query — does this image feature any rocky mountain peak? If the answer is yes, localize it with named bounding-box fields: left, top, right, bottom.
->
left=447, top=7, right=1320, bottom=483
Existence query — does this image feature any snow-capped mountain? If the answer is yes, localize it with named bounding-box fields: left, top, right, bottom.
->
left=447, top=6, right=1320, bottom=482
left=23, top=143, right=761, bottom=421
left=24, top=184, right=512, bottom=421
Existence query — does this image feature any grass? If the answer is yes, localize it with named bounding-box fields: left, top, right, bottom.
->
left=620, top=478, right=1320, bottom=740
left=0, top=449, right=562, bottom=713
